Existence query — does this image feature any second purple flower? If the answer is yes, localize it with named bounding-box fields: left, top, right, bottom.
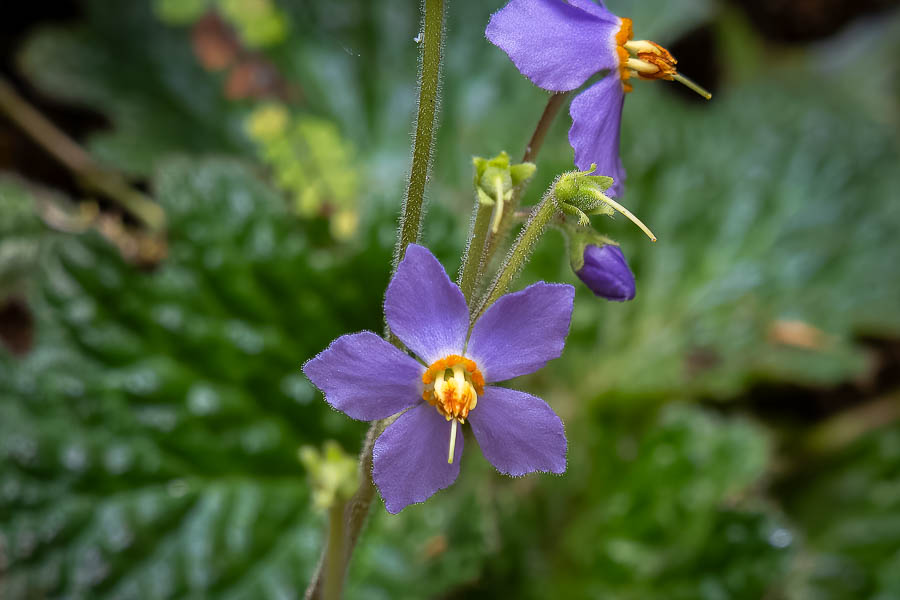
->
left=486, top=0, right=710, bottom=197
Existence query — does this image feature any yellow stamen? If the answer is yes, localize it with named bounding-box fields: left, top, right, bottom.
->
left=422, top=355, right=484, bottom=421
left=672, top=73, right=712, bottom=100
left=625, top=57, right=661, bottom=75
left=592, top=190, right=657, bottom=242
left=448, top=419, right=458, bottom=464
left=615, top=20, right=711, bottom=100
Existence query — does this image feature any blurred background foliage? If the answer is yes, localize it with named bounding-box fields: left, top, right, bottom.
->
left=1, top=0, right=899, bottom=598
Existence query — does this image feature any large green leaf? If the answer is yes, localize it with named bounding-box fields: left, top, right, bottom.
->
left=0, top=159, right=390, bottom=598
left=427, top=404, right=795, bottom=599
left=782, top=423, right=900, bottom=600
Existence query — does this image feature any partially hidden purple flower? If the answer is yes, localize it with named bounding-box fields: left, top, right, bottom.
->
left=486, top=0, right=711, bottom=197
left=576, top=244, right=635, bottom=301
left=303, top=244, right=573, bottom=513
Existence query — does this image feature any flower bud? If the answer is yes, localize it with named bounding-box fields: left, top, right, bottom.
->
left=472, top=151, right=536, bottom=232
left=553, top=165, right=615, bottom=224
left=574, top=244, right=636, bottom=302
left=554, top=164, right=656, bottom=241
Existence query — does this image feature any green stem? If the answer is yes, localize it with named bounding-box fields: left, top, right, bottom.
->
left=323, top=499, right=347, bottom=600
left=458, top=199, right=494, bottom=303
left=308, top=2, right=447, bottom=596
left=482, top=92, right=567, bottom=272
left=0, top=77, right=165, bottom=232
left=304, top=423, right=383, bottom=600
left=473, top=191, right=558, bottom=322
left=393, top=0, right=446, bottom=264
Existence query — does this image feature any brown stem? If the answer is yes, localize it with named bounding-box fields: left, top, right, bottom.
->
left=522, top=91, right=568, bottom=163
left=0, top=77, right=165, bottom=231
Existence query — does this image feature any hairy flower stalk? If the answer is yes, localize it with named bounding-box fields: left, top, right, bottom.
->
left=305, top=1, right=447, bottom=598
left=394, top=0, right=446, bottom=264
left=475, top=187, right=560, bottom=320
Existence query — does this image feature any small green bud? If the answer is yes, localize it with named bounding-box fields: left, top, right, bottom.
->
left=472, top=151, right=536, bottom=233
left=553, top=164, right=615, bottom=224
left=553, top=164, right=656, bottom=241
left=299, top=441, right=359, bottom=511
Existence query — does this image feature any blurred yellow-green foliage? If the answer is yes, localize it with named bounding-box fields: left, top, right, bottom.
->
left=1, top=0, right=899, bottom=598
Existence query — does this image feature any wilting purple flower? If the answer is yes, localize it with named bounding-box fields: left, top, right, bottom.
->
left=486, top=0, right=710, bottom=197
left=576, top=244, right=635, bottom=301
left=304, top=244, right=572, bottom=513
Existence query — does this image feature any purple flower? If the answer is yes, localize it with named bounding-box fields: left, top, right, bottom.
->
left=303, top=244, right=573, bottom=513
left=486, top=0, right=710, bottom=197
left=576, top=244, right=635, bottom=301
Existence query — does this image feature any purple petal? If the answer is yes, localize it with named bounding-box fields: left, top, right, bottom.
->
left=467, top=282, right=574, bottom=383
left=576, top=244, right=636, bottom=301
left=486, top=0, right=620, bottom=92
left=567, top=0, right=609, bottom=17
left=469, top=386, right=566, bottom=476
left=569, top=74, right=627, bottom=197
left=373, top=403, right=463, bottom=513
left=303, top=332, right=423, bottom=421
left=384, top=244, right=469, bottom=365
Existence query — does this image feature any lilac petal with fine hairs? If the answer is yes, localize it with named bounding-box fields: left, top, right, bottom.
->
left=486, top=0, right=620, bottom=92
left=467, top=282, right=574, bottom=383
left=569, top=74, right=627, bottom=197
left=577, top=244, right=636, bottom=301
left=469, top=386, right=567, bottom=476
left=373, top=404, right=464, bottom=514
left=303, top=332, right=424, bottom=421
left=567, top=0, right=609, bottom=18
left=384, top=244, right=469, bottom=365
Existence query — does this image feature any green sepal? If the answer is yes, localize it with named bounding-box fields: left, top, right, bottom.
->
left=554, top=163, right=616, bottom=216
left=476, top=187, right=495, bottom=206
left=563, top=224, right=617, bottom=271
left=472, top=151, right=537, bottom=200
left=510, top=162, right=537, bottom=186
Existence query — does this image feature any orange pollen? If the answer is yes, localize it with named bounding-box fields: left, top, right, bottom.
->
left=422, top=355, right=484, bottom=421
left=616, top=19, right=683, bottom=89
left=615, top=18, right=634, bottom=90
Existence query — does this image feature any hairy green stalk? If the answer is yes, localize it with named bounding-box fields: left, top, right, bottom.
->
left=474, top=190, right=558, bottom=322
left=394, top=0, right=446, bottom=264
left=307, top=2, right=447, bottom=597
left=458, top=199, right=494, bottom=303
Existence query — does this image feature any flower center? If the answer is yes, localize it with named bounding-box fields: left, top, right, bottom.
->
left=614, top=17, right=711, bottom=99
left=422, top=355, right=485, bottom=464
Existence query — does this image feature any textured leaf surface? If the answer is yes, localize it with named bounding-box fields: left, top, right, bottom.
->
left=439, top=404, right=795, bottom=599
left=0, top=177, right=46, bottom=299
left=0, top=160, right=395, bottom=598
left=783, top=423, right=900, bottom=600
